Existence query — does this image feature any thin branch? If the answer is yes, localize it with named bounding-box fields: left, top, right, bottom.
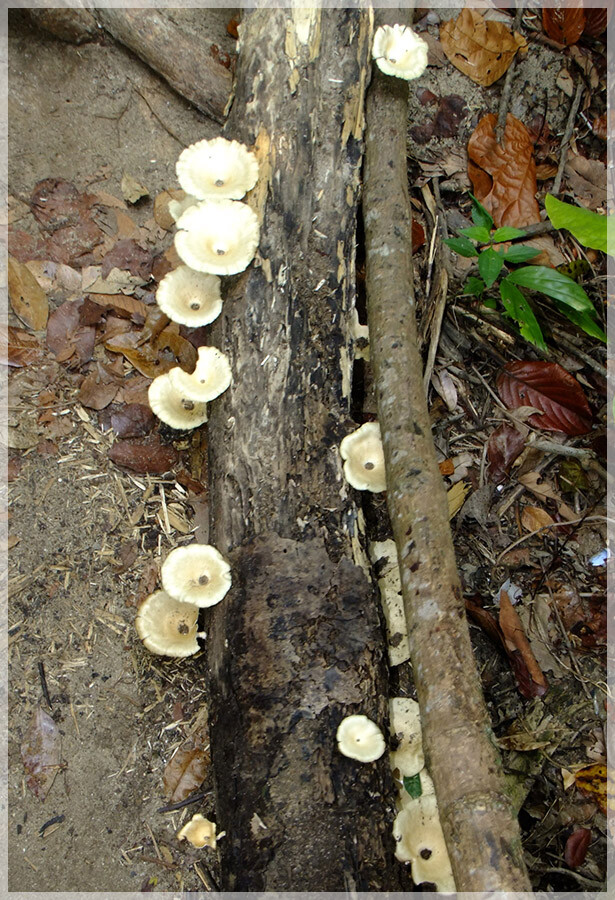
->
left=552, top=80, right=584, bottom=195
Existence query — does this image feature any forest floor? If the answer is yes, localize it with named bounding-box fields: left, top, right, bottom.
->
left=6, top=6, right=609, bottom=894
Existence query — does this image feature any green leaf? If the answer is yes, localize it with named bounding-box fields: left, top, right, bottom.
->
left=505, top=266, right=594, bottom=312
left=463, top=275, right=486, bottom=297
left=483, top=297, right=498, bottom=309
left=478, top=247, right=504, bottom=288
left=458, top=225, right=492, bottom=243
left=545, top=194, right=608, bottom=254
left=469, top=193, right=493, bottom=231
left=492, top=226, right=527, bottom=242
left=500, top=279, right=547, bottom=351
left=552, top=300, right=606, bottom=342
left=504, top=245, right=542, bottom=264
left=443, top=236, right=478, bottom=258
left=403, top=773, right=422, bottom=800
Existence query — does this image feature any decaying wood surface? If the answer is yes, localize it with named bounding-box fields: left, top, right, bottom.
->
left=204, top=8, right=402, bottom=891
left=25, top=7, right=99, bottom=44
left=363, top=7, right=532, bottom=893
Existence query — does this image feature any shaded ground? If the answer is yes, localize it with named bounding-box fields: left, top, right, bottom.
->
left=6, top=6, right=608, bottom=893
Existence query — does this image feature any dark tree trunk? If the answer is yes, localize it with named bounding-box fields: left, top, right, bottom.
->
left=204, top=7, right=401, bottom=891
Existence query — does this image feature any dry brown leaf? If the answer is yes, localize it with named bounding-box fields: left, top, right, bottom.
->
left=2, top=325, right=44, bottom=367
left=114, top=209, right=140, bottom=241
left=94, top=190, right=127, bottom=210
left=162, top=743, right=210, bottom=804
left=154, top=189, right=186, bottom=231
left=468, top=114, right=540, bottom=228
left=8, top=256, right=49, bottom=331
left=499, top=590, right=548, bottom=697
left=121, top=173, right=149, bottom=204
left=86, top=292, right=148, bottom=321
left=521, top=505, right=556, bottom=532
left=565, top=156, right=607, bottom=210
left=440, top=8, right=526, bottom=87
left=535, top=163, right=559, bottom=181
left=46, top=299, right=96, bottom=366
left=109, top=436, right=178, bottom=474
left=25, top=260, right=82, bottom=296
left=77, top=366, right=120, bottom=410
left=517, top=472, right=577, bottom=521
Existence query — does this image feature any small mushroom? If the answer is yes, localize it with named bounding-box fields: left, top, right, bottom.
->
left=156, top=266, right=222, bottom=327
left=393, top=793, right=455, bottom=891
left=176, top=137, right=259, bottom=201
left=161, top=543, right=232, bottom=608
left=177, top=814, right=219, bottom=849
left=372, top=23, right=429, bottom=81
left=339, top=421, right=386, bottom=492
left=168, top=193, right=198, bottom=223
left=168, top=346, right=232, bottom=403
left=135, top=590, right=201, bottom=657
left=389, top=697, right=424, bottom=777
left=148, top=372, right=208, bottom=430
left=336, top=714, right=386, bottom=763
left=175, top=199, right=260, bottom=276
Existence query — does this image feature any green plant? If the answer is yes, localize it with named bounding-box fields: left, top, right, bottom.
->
left=444, top=194, right=606, bottom=351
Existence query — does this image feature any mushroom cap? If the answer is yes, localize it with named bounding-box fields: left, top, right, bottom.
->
left=336, top=714, right=386, bottom=762
left=177, top=814, right=218, bottom=848
left=393, top=795, right=455, bottom=891
left=372, top=23, right=429, bottom=81
left=135, top=590, right=200, bottom=657
left=161, top=543, right=232, bottom=608
left=176, top=137, right=259, bottom=201
left=148, top=372, right=208, bottom=430
left=168, top=193, right=198, bottom=223
left=168, top=346, right=232, bottom=403
left=156, top=266, right=222, bottom=327
left=389, top=697, right=424, bottom=778
left=339, top=422, right=386, bottom=492
left=175, top=199, right=260, bottom=275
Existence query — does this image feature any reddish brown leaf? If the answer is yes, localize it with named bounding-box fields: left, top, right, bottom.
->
left=86, top=292, right=148, bottom=322
left=2, top=325, right=44, bottom=367
left=46, top=300, right=96, bottom=366
left=110, top=403, right=156, bottom=438
left=21, top=706, right=62, bottom=800
left=564, top=828, right=592, bottom=868
left=44, top=219, right=105, bottom=267
left=487, top=424, right=526, bottom=484
left=100, top=239, right=153, bottom=280
left=468, top=114, right=540, bottom=228
left=499, top=590, right=548, bottom=698
left=109, top=436, right=178, bottom=474
left=412, top=219, right=426, bottom=254
left=227, top=15, right=239, bottom=39
left=77, top=366, right=120, bottom=410
left=162, top=743, right=210, bottom=804
left=8, top=455, right=22, bottom=481
left=497, top=361, right=592, bottom=436
left=8, top=229, right=47, bottom=262
left=433, top=95, right=467, bottom=138
left=542, top=7, right=585, bottom=44
left=591, top=113, right=608, bottom=141
left=30, top=177, right=97, bottom=232
left=521, top=505, right=556, bottom=532
left=440, top=8, right=526, bottom=87
left=583, top=7, right=609, bottom=37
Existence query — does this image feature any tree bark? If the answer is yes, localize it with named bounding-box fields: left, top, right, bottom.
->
left=204, top=7, right=401, bottom=891
left=363, top=7, right=532, bottom=893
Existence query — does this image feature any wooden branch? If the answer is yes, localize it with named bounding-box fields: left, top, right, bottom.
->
left=94, top=9, right=232, bottom=124
left=203, top=8, right=402, bottom=890
left=24, top=8, right=99, bottom=44
left=362, top=7, right=532, bottom=893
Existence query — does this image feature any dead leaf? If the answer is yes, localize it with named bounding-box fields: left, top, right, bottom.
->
left=46, top=300, right=96, bottom=366
left=21, top=706, right=62, bottom=800
left=447, top=481, right=470, bottom=519
left=2, top=325, right=45, bottom=367
left=487, top=424, right=526, bottom=484
left=94, top=190, right=127, bottom=209
left=77, top=366, right=120, bottom=410
left=574, top=763, right=607, bottom=814
left=8, top=456, right=22, bottom=481
left=517, top=472, right=577, bottom=521
left=154, top=189, right=186, bottom=231
left=521, top=505, right=556, bottom=532
left=440, top=8, right=526, bottom=87
left=100, top=239, right=153, bottom=281
left=556, top=68, right=575, bottom=97
left=542, top=7, right=585, bottom=45
left=468, top=114, right=540, bottom=227
left=8, top=257, right=49, bottom=330
left=591, top=113, right=608, bottom=141
left=110, top=403, right=156, bottom=438
left=121, top=173, right=149, bottom=204
left=109, top=436, right=179, bottom=474
left=535, top=164, right=559, bottom=181
left=499, top=590, right=548, bottom=698
left=565, top=156, right=607, bottom=210
left=8, top=229, right=47, bottom=262
left=564, top=828, right=592, bottom=868
left=497, top=361, right=592, bottom=436
left=163, top=744, right=210, bottom=804
left=30, top=177, right=96, bottom=233
left=87, top=292, right=148, bottom=321
left=24, top=260, right=82, bottom=296
left=583, top=7, right=609, bottom=37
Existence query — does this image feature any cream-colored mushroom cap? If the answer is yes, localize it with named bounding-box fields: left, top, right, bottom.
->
left=340, top=422, right=386, bottom=492
left=161, top=544, right=232, bottom=608
left=135, top=590, right=201, bottom=657
left=372, top=24, right=429, bottom=81
left=393, top=794, right=455, bottom=891
left=156, top=266, right=222, bottom=327
left=148, top=372, right=208, bottom=430
left=175, top=200, right=260, bottom=276
left=177, top=814, right=218, bottom=848
left=176, top=137, right=259, bottom=201
left=389, top=697, right=424, bottom=778
left=168, top=346, right=232, bottom=403
left=336, top=714, right=386, bottom=762
left=168, top=193, right=198, bottom=223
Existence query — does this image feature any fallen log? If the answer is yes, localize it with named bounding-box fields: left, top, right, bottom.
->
left=204, top=6, right=402, bottom=891
left=363, top=6, right=532, bottom=893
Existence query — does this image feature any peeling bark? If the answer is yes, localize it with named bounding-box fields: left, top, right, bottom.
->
left=362, top=7, right=532, bottom=893
left=204, top=8, right=401, bottom=890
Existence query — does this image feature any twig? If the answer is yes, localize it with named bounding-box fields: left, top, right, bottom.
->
left=496, top=7, right=525, bottom=142
left=495, top=513, right=608, bottom=564
left=540, top=868, right=604, bottom=889
left=551, top=329, right=607, bottom=377
left=542, top=567, right=593, bottom=700
left=552, top=80, right=584, bottom=195
left=38, top=661, right=52, bottom=709
left=157, top=789, right=210, bottom=814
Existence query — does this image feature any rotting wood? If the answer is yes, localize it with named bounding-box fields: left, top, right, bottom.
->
left=363, top=6, right=532, bottom=893
left=204, top=7, right=402, bottom=891
left=24, top=7, right=99, bottom=44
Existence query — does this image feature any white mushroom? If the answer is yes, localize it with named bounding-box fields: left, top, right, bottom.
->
left=168, top=346, right=232, bottom=403
left=369, top=540, right=409, bottom=666
left=336, top=714, right=386, bottom=763
left=168, top=193, right=198, bottom=223
left=148, top=372, right=208, bottom=430
left=175, top=200, right=260, bottom=275
left=156, top=266, right=222, bottom=327
left=176, top=137, right=259, bottom=201
left=393, top=793, right=455, bottom=891
left=177, top=814, right=220, bottom=849
left=372, top=23, right=429, bottom=81
left=340, top=422, right=386, bottom=492
left=135, top=590, right=201, bottom=657
left=389, top=697, right=424, bottom=777
left=161, top=544, right=232, bottom=608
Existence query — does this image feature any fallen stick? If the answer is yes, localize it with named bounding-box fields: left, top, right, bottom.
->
left=362, top=7, right=532, bottom=892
